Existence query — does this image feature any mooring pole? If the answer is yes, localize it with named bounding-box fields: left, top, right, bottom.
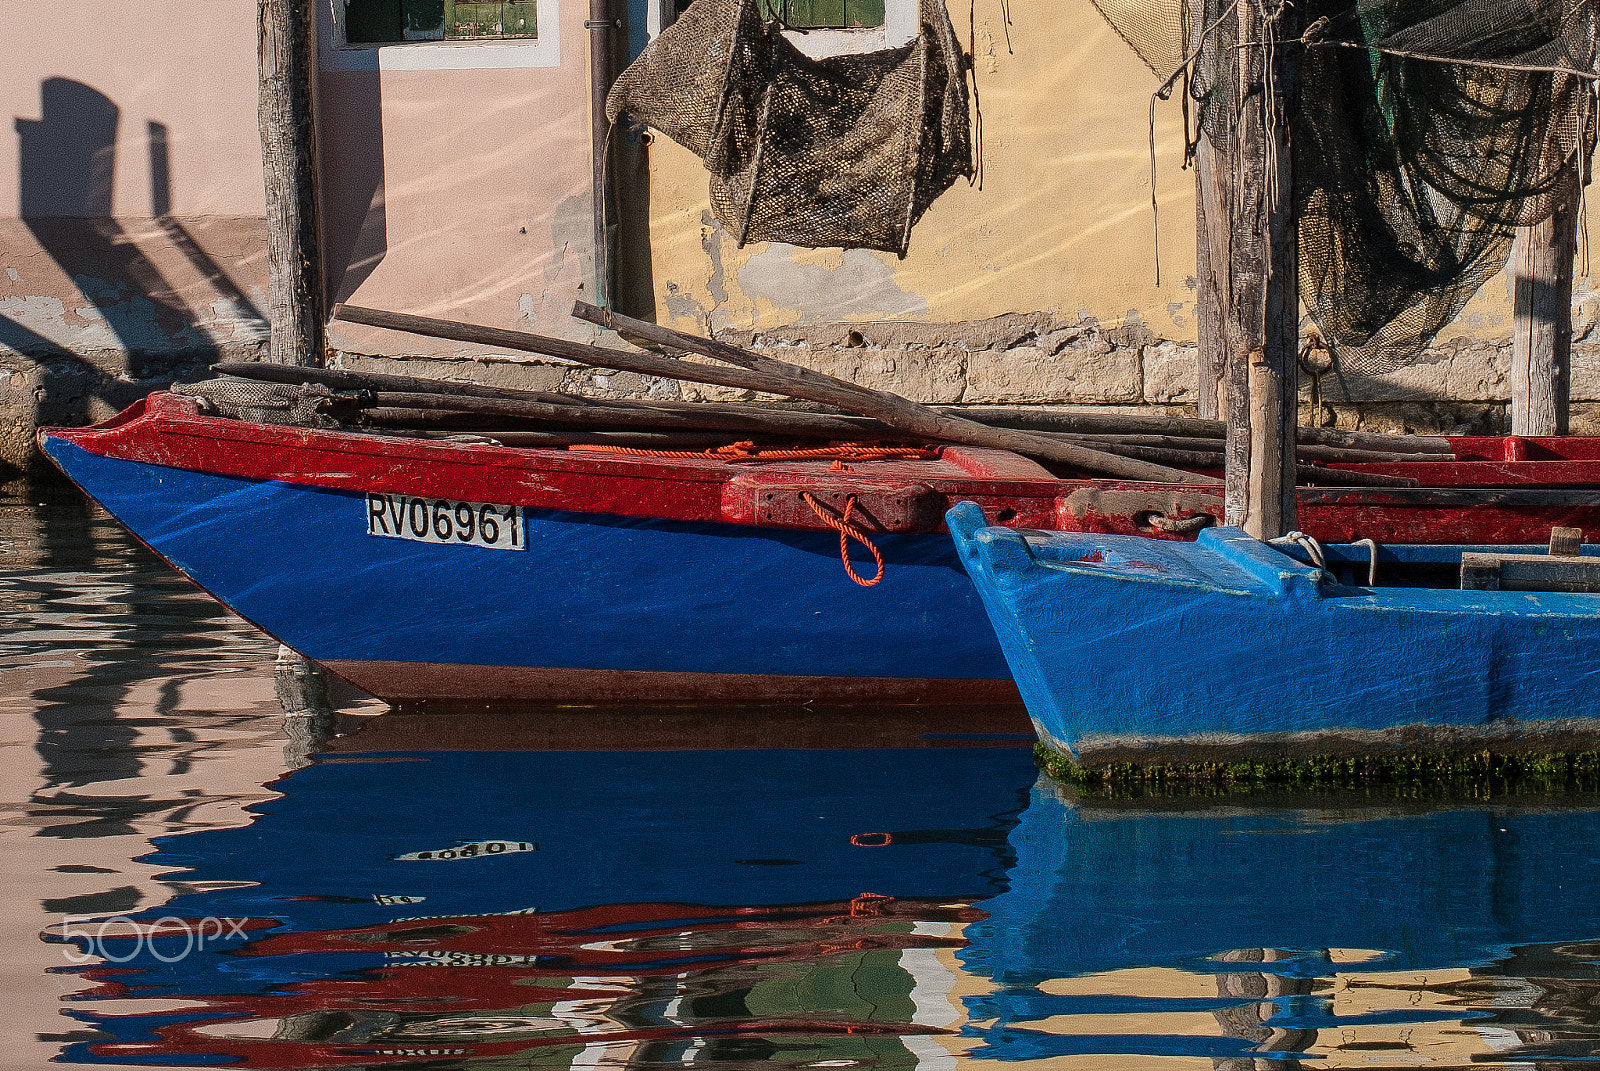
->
left=1223, top=0, right=1297, bottom=539
left=1195, top=129, right=1233, bottom=420
left=259, top=0, right=334, bottom=726
left=1510, top=170, right=1580, bottom=437
left=1193, top=0, right=1231, bottom=422
left=587, top=0, right=623, bottom=309
left=258, top=0, right=326, bottom=366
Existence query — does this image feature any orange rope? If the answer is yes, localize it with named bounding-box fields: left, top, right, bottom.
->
left=802, top=492, right=885, bottom=588
left=567, top=440, right=939, bottom=463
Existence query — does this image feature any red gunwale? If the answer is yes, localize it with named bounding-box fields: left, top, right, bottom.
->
left=41, top=392, right=1600, bottom=544
left=38, top=392, right=1151, bottom=535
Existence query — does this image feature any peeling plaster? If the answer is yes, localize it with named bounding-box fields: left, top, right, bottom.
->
left=700, top=211, right=730, bottom=310
left=662, top=281, right=707, bottom=327
left=208, top=298, right=271, bottom=342
left=513, top=196, right=599, bottom=342
left=736, top=245, right=929, bottom=324
left=0, top=286, right=213, bottom=355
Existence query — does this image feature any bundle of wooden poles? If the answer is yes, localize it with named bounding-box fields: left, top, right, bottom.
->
left=213, top=302, right=1449, bottom=489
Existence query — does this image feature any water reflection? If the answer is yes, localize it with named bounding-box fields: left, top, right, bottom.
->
left=41, top=749, right=1600, bottom=1070
left=6, top=490, right=1600, bottom=1070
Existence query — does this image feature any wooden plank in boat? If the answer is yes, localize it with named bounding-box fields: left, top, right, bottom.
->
left=1460, top=551, right=1600, bottom=592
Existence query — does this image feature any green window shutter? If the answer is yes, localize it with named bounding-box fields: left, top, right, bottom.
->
left=846, top=0, right=884, bottom=27
left=343, top=0, right=536, bottom=42
left=503, top=1, right=537, bottom=36
left=786, top=0, right=847, bottom=26
left=692, top=0, right=881, bottom=28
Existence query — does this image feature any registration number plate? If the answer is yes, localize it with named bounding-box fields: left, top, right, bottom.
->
left=366, top=493, right=524, bottom=551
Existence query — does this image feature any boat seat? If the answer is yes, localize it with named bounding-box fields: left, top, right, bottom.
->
left=1461, top=527, right=1600, bottom=592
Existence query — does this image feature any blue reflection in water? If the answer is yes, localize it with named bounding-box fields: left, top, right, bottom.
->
left=964, top=780, right=1600, bottom=1064
left=51, top=745, right=1036, bottom=1067
left=46, top=745, right=1600, bottom=1070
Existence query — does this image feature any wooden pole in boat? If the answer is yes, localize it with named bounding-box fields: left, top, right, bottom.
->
left=337, top=303, right=1216, bottom=482
left=258, top=0, right=327, bottom=366
left=1193, top=0, right=1231, bottom=421
left=1510, top=168, right=1580, bottom=436
left=259, top=0, right=334, bottom=721
left=1222, top=0, right=1298, bottom=539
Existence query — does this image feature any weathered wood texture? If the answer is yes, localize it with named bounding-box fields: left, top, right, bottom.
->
left=1194, top=76, right=1232, bottom=418
left=1460, top=551, right=1600, bottom=592
left=258, top=0, right=326, bottom=367
left=1046, top=433, right=1441, bottom=464
left=1510, top=170, right=1580, bottom=436
left=570, top=302, right=1227, bottom=482
left=364, top=391, right=895, bottom=439
left=1551, top=525, right=1584, bottom=556
left=939, top=407, right=1451, bottom=454
left=216, top=359, right=885, bottom=434
left=1222, top=0, right=1298, bottom=538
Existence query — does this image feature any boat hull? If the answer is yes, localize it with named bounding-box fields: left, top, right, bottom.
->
left=40, top=438, right=1016, bottom=704
left=947, top=501, right=1600, bottom=763
left=39, top=392, right=1600, bottom=707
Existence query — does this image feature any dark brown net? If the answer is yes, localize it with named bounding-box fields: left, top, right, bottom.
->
left=607, top=0, right=974, bottom=256
left=1099, top=0, right=1598, bottom=374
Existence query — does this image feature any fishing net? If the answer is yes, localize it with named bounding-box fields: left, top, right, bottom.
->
left=606, top=0, right=973, bottom=256
left=1092, top=0, right=1599, bottom=374
left=171, top=378, right=342, bottom=429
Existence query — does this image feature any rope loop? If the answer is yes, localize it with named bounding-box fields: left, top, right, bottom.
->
left=802, top=492, right=886, bottom=588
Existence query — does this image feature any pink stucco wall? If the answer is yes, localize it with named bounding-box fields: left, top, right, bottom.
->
left=1, top=0, right=598, bottom=361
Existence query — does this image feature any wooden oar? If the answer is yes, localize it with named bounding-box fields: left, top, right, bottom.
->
left=397, top=429, right=748, bottom=448
left=940, top=404, right=1453, bottom=455
left=363, top=391, right=900, bottom=440
left=1043, top=432, right=1444, bottom=464
left=336, top=304, right=1214, bottom=484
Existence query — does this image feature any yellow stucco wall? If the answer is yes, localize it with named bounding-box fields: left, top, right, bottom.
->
left=640, top=0, right=1599, bottom=345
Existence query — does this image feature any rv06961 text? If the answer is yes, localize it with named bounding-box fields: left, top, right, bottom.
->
left=366, top=492, right=525, bottom=551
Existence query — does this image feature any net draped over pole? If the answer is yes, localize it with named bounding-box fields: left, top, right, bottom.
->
left=1097, top=0, right=1598, bottom=375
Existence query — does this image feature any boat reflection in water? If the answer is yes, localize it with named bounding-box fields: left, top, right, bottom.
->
left=45, top=710, right=1600, bottom=1070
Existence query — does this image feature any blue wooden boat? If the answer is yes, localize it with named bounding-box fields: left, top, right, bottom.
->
left=946, top=500, right=1600, bottom=764
left=40, top=389, right=1600, bottom=709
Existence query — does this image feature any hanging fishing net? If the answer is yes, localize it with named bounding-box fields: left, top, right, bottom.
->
left=1090, top=0, right=1599, bottom=374
left=606, top=0, right=974, bottom=256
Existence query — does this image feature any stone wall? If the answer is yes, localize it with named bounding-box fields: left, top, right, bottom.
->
left=14, top=306, right=1600, bottom=483
left=320, top=313, right=1600, bottom=440
left=2, top=341, right=266, bottom=480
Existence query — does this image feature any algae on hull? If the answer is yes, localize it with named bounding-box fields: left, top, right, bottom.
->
left=1034, top=742, right=1600, bottom=797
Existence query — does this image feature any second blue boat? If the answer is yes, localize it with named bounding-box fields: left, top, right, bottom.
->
left=947, top=500, right=1600, bottom=765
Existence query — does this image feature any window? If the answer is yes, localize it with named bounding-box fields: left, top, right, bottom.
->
left=672, top=0, right=883, bottom=28
left=343, top=0, right=537, bottom=43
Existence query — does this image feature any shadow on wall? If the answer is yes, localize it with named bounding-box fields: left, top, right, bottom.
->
left=319, top=69, right=388, bottom=305
left=5, top=79, right=266, bottom=477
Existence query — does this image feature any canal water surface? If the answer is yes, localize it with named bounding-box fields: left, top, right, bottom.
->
left=4, top=481, right=1600, bottom=1070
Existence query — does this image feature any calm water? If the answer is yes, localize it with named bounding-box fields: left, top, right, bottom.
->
left=4, top=479, right=1600, bottom=1071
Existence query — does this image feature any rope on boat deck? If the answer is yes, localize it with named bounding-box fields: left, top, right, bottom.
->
left=802, top=492, right=886, bottom=588
left=1270, top=530, right=1329, bottom=574
left=565, top=441, right=941, bottom=463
